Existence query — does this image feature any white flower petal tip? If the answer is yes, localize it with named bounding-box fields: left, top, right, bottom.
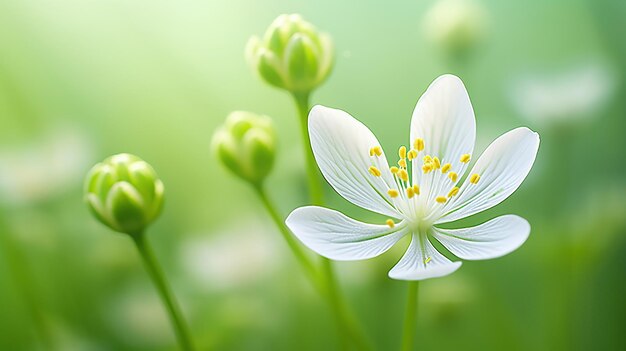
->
left=285, top=206, right=408, bottom=261
left=388, top=235, right=462, bottom=281
left=433, top=215, right=531, bottom=261
left=437, top=126, right=540, bottom=224
left=307, top=105, right=401, bottom=217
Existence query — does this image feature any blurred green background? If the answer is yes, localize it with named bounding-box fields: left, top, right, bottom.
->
left=0, top=0, right=625, bottom=350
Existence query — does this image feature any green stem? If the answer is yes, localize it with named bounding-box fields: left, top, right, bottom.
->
left=253, top=184, right=372, bottom=351
left=292, top=92, right=324, bottom=206
left=254, top=185, right=318, bottom=280
left=291, top=90, right=373, bottom=350
left=131, top=233, right=195, bottom=351
left=401, top=281, right=420, bottom=351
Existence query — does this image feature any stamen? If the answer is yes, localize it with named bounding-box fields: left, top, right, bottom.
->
left=412, top=185, right=420, bottom=195
left=388, top=189, right=399, bottom=198
left=422, top=164, right=433, bottom=173
left=414, top=138, right=425, bottom=151
left=436, top=196, right=447, bottom=203
left=448, top=172, right=458, bottom=182
left=406, top=187, right=415, bottom=199
left=424, top=257, right=432, bottom=264
left=386, top=219, right=395, bottom=228
left=423, top=155, right=433, bottom=163
left=369, top=146, right=382, bottom=157
left=390, top=166, right=399, bottom=174
left=398, top=159, right=407, bottom=168
left=407, top=149, right=418, bottom=161
left=433, top=157, right=441, bottom=169
left=441, top=163, right=451, bottom=173
left=447, top=186, right=460, bottom=198
left=398, top=146, right=407, bottom=159
left=398, top=169, right=409, bottom=182
left=460, top=154, right=471, bottom=163
left=368, top=166, right=381, bottom=177
left=469, top=173, right=481, bottom=184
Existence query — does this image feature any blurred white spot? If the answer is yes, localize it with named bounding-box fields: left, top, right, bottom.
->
left=510, top=60, right=617, bottom=126
left=0, top=127, right=94, bottom=206
left=423, top=0, right=489, bottom=55
left=108, top=288, right=172, bottom=347
left=180, top=220, right=282, bottom=291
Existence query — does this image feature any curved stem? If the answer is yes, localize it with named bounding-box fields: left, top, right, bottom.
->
left=253, top=184, right=373, bottom=351
left=131, top=233, right=195, bottom=351
left=401, top=281, right=420, bottom=351
left=292, top=92, right=324, bottom=206
left=254, top=185, right=318, bottom=280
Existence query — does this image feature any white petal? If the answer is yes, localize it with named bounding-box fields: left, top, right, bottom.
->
left=432, top=215, right=530, bottom=260
left=309, top=105, right=401, bottom=217
left=410, top=74, right=476, bottom=200
left=285, top=206, right=409, bottom=261
left=437, top=127, right=540, bottom=224
left=388, top=234, right=462, bottom=281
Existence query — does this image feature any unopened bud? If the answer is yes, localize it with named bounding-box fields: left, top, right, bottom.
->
left=84, top=153, right=164, bottom=235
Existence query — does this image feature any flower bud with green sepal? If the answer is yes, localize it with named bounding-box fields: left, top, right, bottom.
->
left=246, top=14, right=334, bottom=94
left=212, top=111, right=276, bottom=185
left=84, top=153, right=164, bottom=235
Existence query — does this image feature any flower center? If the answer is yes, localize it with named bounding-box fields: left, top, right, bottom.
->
left=367, top=137, right=482, bottom=227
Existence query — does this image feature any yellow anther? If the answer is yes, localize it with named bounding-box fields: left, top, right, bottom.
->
left=470, top=173, right=481, bottom=184
left=448, top=172, right=458, bottom=182
left=388, top=189, right=399, bottom=198
left=460, top=154, right=471, bottom=163
left=424, top=257, right=432, bottom=264
left=370, top=146, right=382, bottom=157
left=435, top=196, right=447, bottom=203
left=386, top=219, right=395, bottom=228
left=398, top=159, right=407, bottom=168
left=368, top=166, right=381, bottom=177
left=407, top=149, right=418, bottom=161
left=390, top=166, right=399, bottom=174
left=422, top=164, right=433, bottom=173
left=398, top=169, right=409, bottom=182
left=412, top=185, right=420, bottom=195
left=423, top=155, right=433, bottom=163
left=447, top=186, right=460, bottom=198
left=414, top=138, right=425, bottom=151
left=433, top=157, right=441, bottom=169
left=441, top=163, right=451, bottom=173
left=406, top=187, right=415, bottom=199
left=399, top=146, right=407, bottom=159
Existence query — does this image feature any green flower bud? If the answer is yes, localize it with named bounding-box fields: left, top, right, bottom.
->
left=212, top=111, right=276, bottom=185
left=246, top=14, right=334, bottom=94
left=84, top=153, right=164, bottom=235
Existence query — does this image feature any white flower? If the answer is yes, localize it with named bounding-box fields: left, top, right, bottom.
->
left=286, top=75, right=540, bottom=281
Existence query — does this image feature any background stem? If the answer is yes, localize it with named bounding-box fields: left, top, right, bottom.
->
left=401, top=281, right=420, bottom=351
left=132, top=233, right=195, bottom=351
left=254, top=185, right=318, bottom=280
left=292, top=92, right=324, bottom=206
left=253, top=184, right=372, bottom=350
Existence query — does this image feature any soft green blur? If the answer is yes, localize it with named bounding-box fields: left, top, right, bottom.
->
left=0, top=0, right=624, bottom=350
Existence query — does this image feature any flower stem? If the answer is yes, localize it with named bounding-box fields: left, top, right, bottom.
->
left=290, top=92, right=373, bottom=350
left=253, top=185, right=318, bottom=279
left=131, top=233, right=195, bottom=351
left=401, top=281, right=420, bottom=351
left=292, top=91, right=324, bottom=206
left=253, top=184, right=373, bottom=351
